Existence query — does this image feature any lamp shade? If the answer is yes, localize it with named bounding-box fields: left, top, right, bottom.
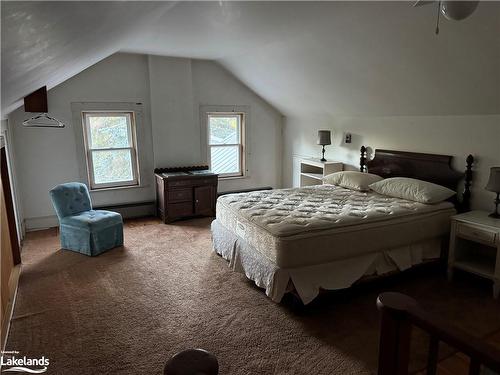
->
left=485, top=167, right=500, bottom=193
left=317, top=130, right=331, bottom=146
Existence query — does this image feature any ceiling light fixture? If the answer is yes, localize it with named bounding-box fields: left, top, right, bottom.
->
left=413, top=0, right=479, bottom=34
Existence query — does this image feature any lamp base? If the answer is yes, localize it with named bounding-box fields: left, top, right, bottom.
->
left=489, top=194, right=500, bottom=219
left=320, top=145, right=327, bottom=162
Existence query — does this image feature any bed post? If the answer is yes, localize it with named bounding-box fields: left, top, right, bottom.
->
left=461, top=154, right=474, bottom=212
left=360, top=146, right=367, bottom=172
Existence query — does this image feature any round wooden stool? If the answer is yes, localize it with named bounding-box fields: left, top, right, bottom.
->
left=164, top=349, right=219, bottom=375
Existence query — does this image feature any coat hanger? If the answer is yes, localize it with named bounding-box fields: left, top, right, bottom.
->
left=22, top=113, right=65, bottom=128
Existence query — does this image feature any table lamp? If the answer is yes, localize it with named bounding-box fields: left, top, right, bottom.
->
left=485, top=167, right=500, bottom=218
left=317, top=130, right=331, bottom=162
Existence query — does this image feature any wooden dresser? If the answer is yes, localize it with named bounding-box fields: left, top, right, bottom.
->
left=155, top=167, right=218, bottom=223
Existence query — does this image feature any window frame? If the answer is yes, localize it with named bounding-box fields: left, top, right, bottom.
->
left=207, top=112, right=245, bottom=178
left=81, top=111, right=140, bottom=190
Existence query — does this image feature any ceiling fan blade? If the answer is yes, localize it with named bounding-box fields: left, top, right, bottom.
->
left=413, top=0, right=435, bottom=7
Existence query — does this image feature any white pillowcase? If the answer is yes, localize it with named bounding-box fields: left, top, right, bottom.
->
left=368, top=177, right=456, bottom=204
left=323, top=171, right=383, bottom=191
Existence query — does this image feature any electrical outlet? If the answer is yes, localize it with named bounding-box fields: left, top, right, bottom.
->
left=345, top=133, right=352, bottom=144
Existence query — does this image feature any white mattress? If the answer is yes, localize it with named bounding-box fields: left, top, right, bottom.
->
left=216, top=185, right=456, bottom=268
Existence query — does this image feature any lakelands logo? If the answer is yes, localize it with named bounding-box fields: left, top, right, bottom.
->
left=1, top=351, right=49, bottom=373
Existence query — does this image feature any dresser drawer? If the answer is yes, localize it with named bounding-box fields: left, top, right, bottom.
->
left=200, top=177, right=218, bottom=185
left=457, top=223, right=497, bottom=244
left=168, top=180, right=193, bottom=188
left=168, top=189, right=192, bottom=202
left=167, top=202, right=193, bottom=218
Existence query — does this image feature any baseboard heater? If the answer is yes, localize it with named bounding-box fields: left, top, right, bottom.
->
left=94, top=201, right=156, bottom=219
left=218, top=186, right=273, bottom=197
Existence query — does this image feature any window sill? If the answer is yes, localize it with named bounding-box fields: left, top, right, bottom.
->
left=89, top=183, right=149, bottom=192
left=218, top=175, right=247, bottom=181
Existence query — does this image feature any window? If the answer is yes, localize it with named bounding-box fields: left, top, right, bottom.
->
left=207, top=113, right=245, bottom=177
left=82, top=112, right=139, bottom=189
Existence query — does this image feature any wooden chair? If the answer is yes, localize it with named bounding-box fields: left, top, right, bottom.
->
left=377, top=292, right=500, bottom=375
left=164, top=349, right=218, bottom=375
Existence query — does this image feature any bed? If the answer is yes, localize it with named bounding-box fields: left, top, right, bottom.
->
left=211, top=147, right=474, bottom=304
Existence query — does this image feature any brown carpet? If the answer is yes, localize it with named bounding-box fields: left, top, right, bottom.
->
left=6, top=217, right=500, bottom=375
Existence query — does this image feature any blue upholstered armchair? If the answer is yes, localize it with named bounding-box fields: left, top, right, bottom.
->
left=49, top=182, right=123, bottom=256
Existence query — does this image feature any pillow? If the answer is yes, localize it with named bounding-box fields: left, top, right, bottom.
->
left=368, top=177, right=456, bottom=204
left=322, top=171, right=383, bottom=191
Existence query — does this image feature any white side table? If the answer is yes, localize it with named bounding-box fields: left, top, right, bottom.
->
left=448, top=210, right=500, bottom=298
left=299, top=158, right=343, bottom=187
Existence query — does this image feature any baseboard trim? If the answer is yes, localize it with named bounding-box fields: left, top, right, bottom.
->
left=25, top=215, right=59, bottom=231
left=94, top=201, right=155, bottom=219
left=25, top=202, right=156, bottom=231
left=1, top=264, right=21, bottom=351
left=94, top=200, right=155, bottom=210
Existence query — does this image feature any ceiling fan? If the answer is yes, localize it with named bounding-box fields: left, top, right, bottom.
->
left=413, top=1, right=479, bottom=34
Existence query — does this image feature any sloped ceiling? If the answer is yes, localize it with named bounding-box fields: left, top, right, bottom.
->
left=2, top=1, right=499, bottom=117
left=1, top=1, right=175, bottom=115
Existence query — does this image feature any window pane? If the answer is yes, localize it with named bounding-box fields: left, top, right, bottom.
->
left=209, top=116, right=239, bottom=145
left=210, top=146, right=240, bottom=175
left=91, top=149, right=134, bottom=184
left=88, top=115, right=130, bottom=149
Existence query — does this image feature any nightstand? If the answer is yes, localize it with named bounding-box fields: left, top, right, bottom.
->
left=299, top=158, right=343, bottom=187
left=448, top=210, right=500, bottom=298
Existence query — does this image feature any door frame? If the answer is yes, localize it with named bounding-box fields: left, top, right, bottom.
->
left=1, top=145, right=21, bottom=265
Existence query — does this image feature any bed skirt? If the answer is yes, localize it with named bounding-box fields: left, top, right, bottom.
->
left=211, top=219, right=444, bottom=304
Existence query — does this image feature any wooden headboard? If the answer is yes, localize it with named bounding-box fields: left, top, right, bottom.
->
left=359, top=146, right=474, bottom=212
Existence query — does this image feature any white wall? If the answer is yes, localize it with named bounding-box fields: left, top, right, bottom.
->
left=148, top=56, right=198, bottom=166
left=8, top=53, right=282, bottom=230
left=284, top=115, right=500, bottom=211
left=8, top=53, right=155, bottom=229
left=191, top=59, right=283, bottom=192
left=147, top=55, right=283, bottom=192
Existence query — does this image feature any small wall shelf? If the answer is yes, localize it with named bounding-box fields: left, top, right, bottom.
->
left=299, top=158, right=342, bottom=187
